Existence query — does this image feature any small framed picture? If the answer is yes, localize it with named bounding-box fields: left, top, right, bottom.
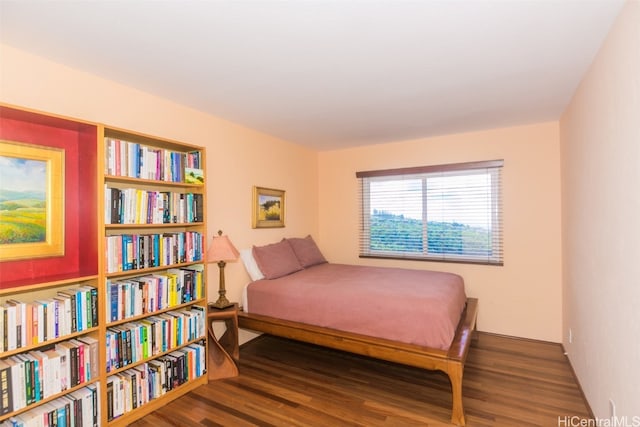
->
left=185, top=167, right=204, bottom=185
left=252, top=186, right=285, bottom=228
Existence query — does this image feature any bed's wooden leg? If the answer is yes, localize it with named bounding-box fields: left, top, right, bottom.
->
left=471, top=321, right=479, bottom=345
left=447, top=362, right=466, bottom=426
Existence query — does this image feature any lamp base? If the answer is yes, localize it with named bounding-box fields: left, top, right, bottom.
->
left=210, top=295, right=233, bottom=309
left=211, top=259, right=233, bottom=309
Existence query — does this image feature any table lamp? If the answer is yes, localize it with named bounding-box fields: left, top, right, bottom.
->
left=207, top=230, right=239, bottom=308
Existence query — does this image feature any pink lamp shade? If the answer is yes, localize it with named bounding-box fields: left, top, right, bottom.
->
left=207, top=231, right=239, bottom=263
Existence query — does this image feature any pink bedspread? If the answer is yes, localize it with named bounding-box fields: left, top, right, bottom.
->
left=245, top=263, right=467, bottom=350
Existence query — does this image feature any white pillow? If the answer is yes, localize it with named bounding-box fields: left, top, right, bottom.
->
left=240, top=248, right=265, bottom=281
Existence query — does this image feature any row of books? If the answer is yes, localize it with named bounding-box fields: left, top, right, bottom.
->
left=105, top=187, right=204, bottom=225
left=104, top=138, right=202, bottom=183
left=106, top=306, right=206, bottom=373
left=105, top=232, right=204, bottom=273
left=0, top=385, right=98, bottom=427
left=106, top=267, right=205, bottom=323
left=106, top=342, right=205, bottom=421
left=0, top=337, right=98, bottom=415
left=0, top=287, right=98, bottom=353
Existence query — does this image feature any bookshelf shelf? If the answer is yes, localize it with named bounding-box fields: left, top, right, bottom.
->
left=0, top=326, right=101, bottom=360
left=105, top=298, right=207, bottom=328
left=0, top=104, right=208, bottom=426
left=0, top=275, right=100, bottom=297
left=105, top=223, right=203, bottom=230
left=105, top=335, right=206, bottom=377
left=104, top=261, right=205, bottom=279
left=105, top=175, right=204, bottom=189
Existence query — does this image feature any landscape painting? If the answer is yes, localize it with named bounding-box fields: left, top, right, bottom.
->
left=252, top=186, right=285, bottom=228
left=0, top=140, right=65, bottom=261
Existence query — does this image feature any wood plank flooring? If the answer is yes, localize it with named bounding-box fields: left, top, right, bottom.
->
left=130, top=332, right=591, bottom=426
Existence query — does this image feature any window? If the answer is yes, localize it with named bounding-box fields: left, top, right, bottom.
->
left=357, top=160, right=503, bottom=265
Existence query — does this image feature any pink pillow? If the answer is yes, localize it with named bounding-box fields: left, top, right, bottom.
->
left=286, top=235, right=327, bottom=268
left=252, top=240, right=303, bottom=279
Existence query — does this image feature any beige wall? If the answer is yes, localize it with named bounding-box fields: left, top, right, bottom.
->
left=318, top=122, right=563, bottom=342
left=0, top=44, right=319, bottom=311
left=1, top=42, right=564, bottom=344
left=560, top=0, right=640, bottom=419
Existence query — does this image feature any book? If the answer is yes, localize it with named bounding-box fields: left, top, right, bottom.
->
left=14, top=354, right=33, bottom=405
left=2, top=303, right=17, bottom=350
left=110, top=187, right=122, bottom=224
left=56, top=399, right=67, bottom=427
left=86, top=383, right=99, bottom=427
left=56, top=290, right=77, bottom=334
left=70, top=387, right=92, bottom=427
left=77, top=336, right=99, bottom=381
left=112, top=375, right=124, bottom=419
left=77, top=286, right=98, bottom=329
left=44, top=348, right=63, bottom=396
left=6, top=300, right=26, bottom=349
left=54, top=342, right=70, bottom=392
left=30, top=350, right=49, bottom=399
left=69, top=339, right=86, bottom=384
left=193, top=193, right=204, bottom=222
left=132, top=363, right=149, bottom=407
left=22, top=352, right=41, bottom=403
left=0, top=359, right=14, bottom=415
left=57, top=341, right=79, bottom=387
left=53, top=296, right=69, bottom=337
left=106, top=378, right=114, bottom=421
left=62, top=393, right=80, bottom=427
left=6, top=357, right=26, bottom=411
left=118, top=371, right=133, bottom=414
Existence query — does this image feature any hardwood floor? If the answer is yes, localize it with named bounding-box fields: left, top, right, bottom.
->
left=130, top=332, right=591, bottom=426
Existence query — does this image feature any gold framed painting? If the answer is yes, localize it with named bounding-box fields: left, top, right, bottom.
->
left=252, top=186, right=285, bottom=228
left=0, top=140, right=65, bottom=261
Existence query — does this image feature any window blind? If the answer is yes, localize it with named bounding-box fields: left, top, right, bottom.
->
left=357, top=160, right=503, bottom=265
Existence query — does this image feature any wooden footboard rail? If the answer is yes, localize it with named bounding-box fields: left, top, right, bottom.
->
left=239, top=297, right=478, bottom=426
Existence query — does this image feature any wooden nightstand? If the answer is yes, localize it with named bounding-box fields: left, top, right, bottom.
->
left=208, top=303, right=239, bottom=380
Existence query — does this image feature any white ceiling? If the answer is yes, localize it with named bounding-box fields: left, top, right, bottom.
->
left=0, top=0, right=625, bottom=151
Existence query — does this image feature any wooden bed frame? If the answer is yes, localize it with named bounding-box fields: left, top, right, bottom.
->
left=238, top=297, right=478, bottom=426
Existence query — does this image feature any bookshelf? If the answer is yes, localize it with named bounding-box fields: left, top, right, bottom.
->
left=100, top=126, right=208, bottom=426
left=0, top=104, right=209, bottom=426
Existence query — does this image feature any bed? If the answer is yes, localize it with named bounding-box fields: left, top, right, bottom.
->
left=237, top=236, right=478, bottom=426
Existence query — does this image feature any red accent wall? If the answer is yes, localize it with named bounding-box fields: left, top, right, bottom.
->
left=0, top=107, right=98, bottom=289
